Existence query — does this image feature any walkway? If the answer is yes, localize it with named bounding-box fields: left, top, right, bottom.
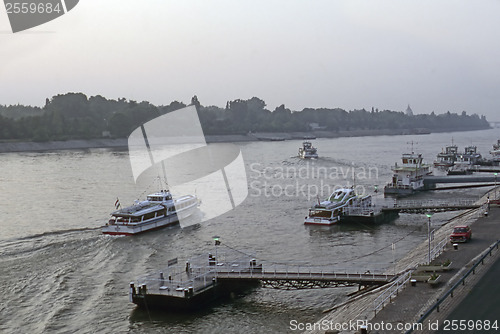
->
left=368, top=206, right=500, bottom=333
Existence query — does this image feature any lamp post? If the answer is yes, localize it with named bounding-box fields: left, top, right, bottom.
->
left=212, top=235, right=220, bottom=279
left=426, top=212, right=434, bottom=264
left=495, top=173, right=498, bottom=201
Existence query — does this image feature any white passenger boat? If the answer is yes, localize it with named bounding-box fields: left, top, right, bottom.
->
left=102, top=190, right=198, bottom=235
left=304, top=188, right=372, bottom=225
left=298, top=141, right=318, bottom=159
left=385, top=152, right=432, bottom=196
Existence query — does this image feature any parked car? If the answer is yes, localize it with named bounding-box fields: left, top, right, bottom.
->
left=450, top=225, right=472, bottom=243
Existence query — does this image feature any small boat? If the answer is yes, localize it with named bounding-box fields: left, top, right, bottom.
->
left=304, top=188, right=372, bottom=225
left=385, top=152, right=432, bottom=196
left=102, top=189, right=198, bottom=236
left=298, top=141, right=318, bottom=159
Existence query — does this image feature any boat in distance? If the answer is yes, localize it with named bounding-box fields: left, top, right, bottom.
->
left=298, top=141, right=318, bottom=159
left=304, top=188, right=372, bottom=225
left=434, top=142, right=458, bottom=168
left=102, top=189, right=198, bottom=236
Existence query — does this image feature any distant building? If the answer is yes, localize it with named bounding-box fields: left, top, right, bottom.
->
left=405, top=104, right=413, bottom=116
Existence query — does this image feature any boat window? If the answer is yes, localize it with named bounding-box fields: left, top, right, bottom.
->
left=309, top=210, right=332, bottom=218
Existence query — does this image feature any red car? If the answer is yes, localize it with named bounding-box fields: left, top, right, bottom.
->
left=450, top=225, right=472, bottom=243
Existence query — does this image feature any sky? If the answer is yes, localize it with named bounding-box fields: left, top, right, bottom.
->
left=1, top=0, right=500, bottom=120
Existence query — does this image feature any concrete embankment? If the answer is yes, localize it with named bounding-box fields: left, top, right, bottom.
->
left=304, top=190, right=499, bottom=334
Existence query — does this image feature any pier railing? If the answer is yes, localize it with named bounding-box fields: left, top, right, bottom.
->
left=372, top=236, right=449, bottom=314
left=389, top=198, right=479, bottom=209
left=373, top=269, right=413, bottom=315
left=214, top=264, right=395, bottom=289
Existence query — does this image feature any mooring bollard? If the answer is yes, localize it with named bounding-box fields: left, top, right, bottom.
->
left=453, top=243, right=458, bottom=250
left=411, top=279, right=417, bottom=287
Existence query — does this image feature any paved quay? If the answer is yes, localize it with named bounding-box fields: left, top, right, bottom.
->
left=370, top=206, right=500, bottom=334
left=304, top=194, right=500, bottom=334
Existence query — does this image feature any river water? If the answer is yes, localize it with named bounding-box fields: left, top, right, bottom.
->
left=0, top=128, right=498, bottom=334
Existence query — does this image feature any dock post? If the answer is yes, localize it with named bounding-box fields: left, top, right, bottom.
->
left=129, top=282, right=135, bottom=302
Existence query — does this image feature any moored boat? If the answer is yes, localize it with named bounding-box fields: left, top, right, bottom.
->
left=304, top=188, right=372, bottom=225
left=490, top=140, right=500, bottom=163
left=385, top=152, right=432, bottom=196
left=434, top=143, right=458, bottom=168
left=298, top=141, right=318, bottom=159
left=102, top=189, right=198, bottom=235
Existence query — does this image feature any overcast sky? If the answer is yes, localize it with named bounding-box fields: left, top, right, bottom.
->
left=1, top=0, right=500, bottom=120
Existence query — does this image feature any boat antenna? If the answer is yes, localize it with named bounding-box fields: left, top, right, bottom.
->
left=407, top=141, right=417, bottom=154
left=352, top=162, right=356, bottom=189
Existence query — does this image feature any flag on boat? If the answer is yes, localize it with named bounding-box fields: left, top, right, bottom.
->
left=115, top=198, right=121, bottom=209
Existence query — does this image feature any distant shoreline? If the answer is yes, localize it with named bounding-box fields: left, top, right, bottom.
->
left=0, top=127, right=489, bottom=153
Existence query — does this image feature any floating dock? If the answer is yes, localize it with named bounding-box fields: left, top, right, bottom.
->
left=130, top=247, right=261, bottom=311
left=340, top=208, right=398, bottom=224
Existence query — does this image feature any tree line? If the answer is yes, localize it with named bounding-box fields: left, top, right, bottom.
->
left=0, top=92, right=490, bottom=142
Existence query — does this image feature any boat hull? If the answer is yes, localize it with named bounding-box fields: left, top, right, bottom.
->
left=304, top=217, right=339, bottom=225
left=299, top=154, right=319, bottom=159
left=102, top=206, right=195, bottom=235
left=383, top=186, right=419, bottom=196
left=101, top=214, right=181, bottom=235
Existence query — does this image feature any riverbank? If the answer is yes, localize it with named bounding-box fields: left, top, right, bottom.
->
left=0, top=127, right=487, bottom=153
left=304, top=189, right=499, bottom=334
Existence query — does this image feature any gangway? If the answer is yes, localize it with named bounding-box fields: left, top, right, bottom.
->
left=381, top=199, right=480, bottom=214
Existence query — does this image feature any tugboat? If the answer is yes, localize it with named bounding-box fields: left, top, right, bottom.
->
left=304, top=188, right=372, bottom=225
left=447, top=146, right=481, bottom=175
left=434, top=142, right=458, bottom=168
left=102, top=189, right=198, bottom=235
left=490, top=140, right=500, bottom=163
left=385, top=152, right=432, bottom=196
left=298, top=141, right=318, bottom=159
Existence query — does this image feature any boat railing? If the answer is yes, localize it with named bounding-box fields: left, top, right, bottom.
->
left=385, top=183, right=412, bottom=190
left=342, top=207, right=374, bottom=216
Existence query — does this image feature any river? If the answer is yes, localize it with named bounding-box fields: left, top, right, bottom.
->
left=0, top=128, right=498, bottom=334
